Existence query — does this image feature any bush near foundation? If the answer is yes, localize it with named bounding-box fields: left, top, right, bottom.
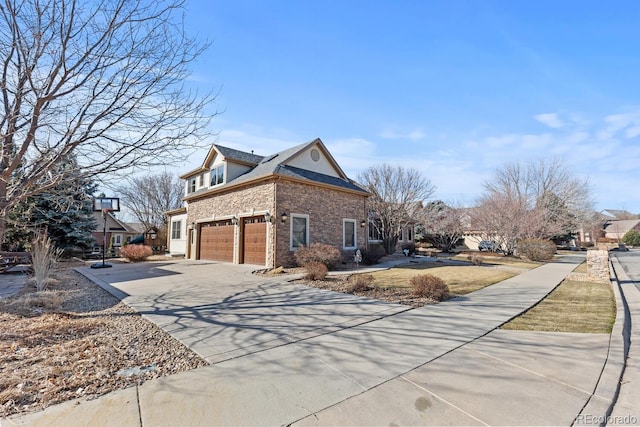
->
left=294, top=243, right=341, bottom=269
left=304, top=261, right=328, bottom=280
left=518, top=238, right=556, bottom=261
left=120, top=244, right=153, bottom=262
left=410, top=274, right=449, bottom=301
left=359, top=245, right=386, bottom=265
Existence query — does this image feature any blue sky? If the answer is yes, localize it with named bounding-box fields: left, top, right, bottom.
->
left=178, top=0, right=640, bottom=214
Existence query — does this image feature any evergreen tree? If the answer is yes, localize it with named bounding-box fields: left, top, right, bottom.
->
left=3, top=163, right=98, bottom=252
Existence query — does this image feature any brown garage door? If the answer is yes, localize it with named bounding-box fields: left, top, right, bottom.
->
left=199, top=221, right=234, bottom=262
left=243, top=217, right=266, bottom=265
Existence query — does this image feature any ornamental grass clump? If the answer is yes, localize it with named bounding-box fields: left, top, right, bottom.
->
left=120, top=244, right=153, bottom=262
left=409, top=274, right=450, bottom=301
left=29, top=235, right=63, bottom=291
left=468, top=254, right=484, bottom=265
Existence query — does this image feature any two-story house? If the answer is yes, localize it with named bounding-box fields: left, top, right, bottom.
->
left=166, top=138, right=370, bottom=268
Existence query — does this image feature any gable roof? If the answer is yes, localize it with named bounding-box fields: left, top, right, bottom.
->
left=600, top=209, right=636, bottom=220
left=603, top=219, right=640, bottom=234
left=93, top=211, right=141, bottom=234
left=183, top=138, right=367, bottom=200
left=180, top=144, right=265, bottom=179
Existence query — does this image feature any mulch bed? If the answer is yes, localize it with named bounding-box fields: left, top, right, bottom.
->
left=0, top=261, right=208, bottom=418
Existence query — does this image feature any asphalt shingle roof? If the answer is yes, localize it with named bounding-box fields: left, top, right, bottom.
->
left=185, top=140, right=368, bottom=198
left=213, top=144, right=264, bottom=165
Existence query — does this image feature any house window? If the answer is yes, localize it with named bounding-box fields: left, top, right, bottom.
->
left=187, top=177, right=196, bottom=194
left=343, top=219, right=356, bottom=249
left=126, top=236, right=132, bottom=243
left=368, top=220, right=382, bottom=242
left=407, top=225, right=413, bottom=242
left=291, top=214, right=309, bottom=250
left=115, top=234, right=122, bottom=245
left=171, top=220, right=182, bottom=239
left=210, top=165, right=224, bottom=186
left=199, top=174, right=204, bottom=187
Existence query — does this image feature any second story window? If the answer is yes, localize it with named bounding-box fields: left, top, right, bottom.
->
left=210, top=165, right=224, bottom=186
left=187, top=177, right=196, bottom=193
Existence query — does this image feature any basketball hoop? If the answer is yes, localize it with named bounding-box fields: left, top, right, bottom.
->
left=91, top=197, right=120, bottom=269
left=93, top=197, right=120, bottom=212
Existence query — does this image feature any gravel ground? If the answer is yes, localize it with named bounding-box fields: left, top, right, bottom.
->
left=0, top=262, right=208, bottom=418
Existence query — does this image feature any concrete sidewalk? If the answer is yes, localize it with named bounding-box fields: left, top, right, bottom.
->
left=2, top=255, right=624, bottom=426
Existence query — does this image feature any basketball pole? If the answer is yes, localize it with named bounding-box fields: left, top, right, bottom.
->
left=91, top=209, right=112, bottom=269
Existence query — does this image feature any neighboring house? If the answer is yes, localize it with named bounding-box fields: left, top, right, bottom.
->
left=167, top=138, right=369, bottom=268
left=92, top=211, right=143, bottom=252
left=600, top=209, right=636, bottom=221
left=603, top=219, right=640, bottom=241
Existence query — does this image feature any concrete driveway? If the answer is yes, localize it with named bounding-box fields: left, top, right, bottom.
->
left=62, top=257, right=617, bottom=427
left=77, top=260, right=409, bottom=363
left=6, top=256, right=621, bottom=426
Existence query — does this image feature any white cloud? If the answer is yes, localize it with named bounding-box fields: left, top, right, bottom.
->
left=599, top=110, right=640, bottom=140
left=534, top=113, right=564, bottom=129
left=379, top=128, right=425, bottom=141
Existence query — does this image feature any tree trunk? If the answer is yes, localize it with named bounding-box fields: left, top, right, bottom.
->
left=0, top=182, right=8, bottom=249
left=383, top=236, right=398, bottom=255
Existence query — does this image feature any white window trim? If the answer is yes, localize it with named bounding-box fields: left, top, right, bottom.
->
left=290, top=213, right=309, bottom=250
left=343, top=219, right=357, bottom=250
left=210, top=164, right=225, bottom=187
left=171, top=220, right=182, bottom=240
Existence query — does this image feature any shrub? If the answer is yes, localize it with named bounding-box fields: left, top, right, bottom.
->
left=294, top=243, right=341, bottom=269
left=622, top=230, right=640, bottom=247
left=120, top=244, right=153, bottom=262
left=359, top=245, right=386, bottom=265
left=10, top=290, right=63, bottom=312
left=304, top=261, right=328, bottom=280
left=518, top=238, right=556, bottom=261
left=30, top=235, right=63, bottom=291
left=467, top=254, right=484, bottom=265
left=348, top=274, right=374, bottom=292
left=409, top=274, right=449, bottom=301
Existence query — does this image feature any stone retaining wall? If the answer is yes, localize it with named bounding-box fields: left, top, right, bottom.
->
left=586, top=249, right=610, bottom=283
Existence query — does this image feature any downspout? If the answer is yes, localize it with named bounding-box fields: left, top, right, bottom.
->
left=272, top=177, right=279, bottom=269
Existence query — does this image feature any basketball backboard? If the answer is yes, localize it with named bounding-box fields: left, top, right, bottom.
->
left=93, top=197, right=120, bottom=212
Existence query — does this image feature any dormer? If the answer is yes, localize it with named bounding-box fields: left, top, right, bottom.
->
left=180, top=144, right=264, bottom=197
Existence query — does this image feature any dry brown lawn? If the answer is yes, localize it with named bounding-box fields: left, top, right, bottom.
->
left=502, top=279, right=615, bottom=333
left=367, top=263, right=518, bottom=296
left=450, top=254, right=543, bottom=270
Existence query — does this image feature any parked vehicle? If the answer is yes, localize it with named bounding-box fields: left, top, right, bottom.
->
left=478, top=240, right=499, bottom=252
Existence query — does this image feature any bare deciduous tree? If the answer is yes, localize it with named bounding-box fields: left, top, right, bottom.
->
left=117, top=172, right=183, bottom=232
left=418, top=200, right=465, bottom=252
left=359, top=164, right=435, bottom=254
left=472, top=158, right=594, bottom=254
left=0, top=0, right=214, bottom=242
